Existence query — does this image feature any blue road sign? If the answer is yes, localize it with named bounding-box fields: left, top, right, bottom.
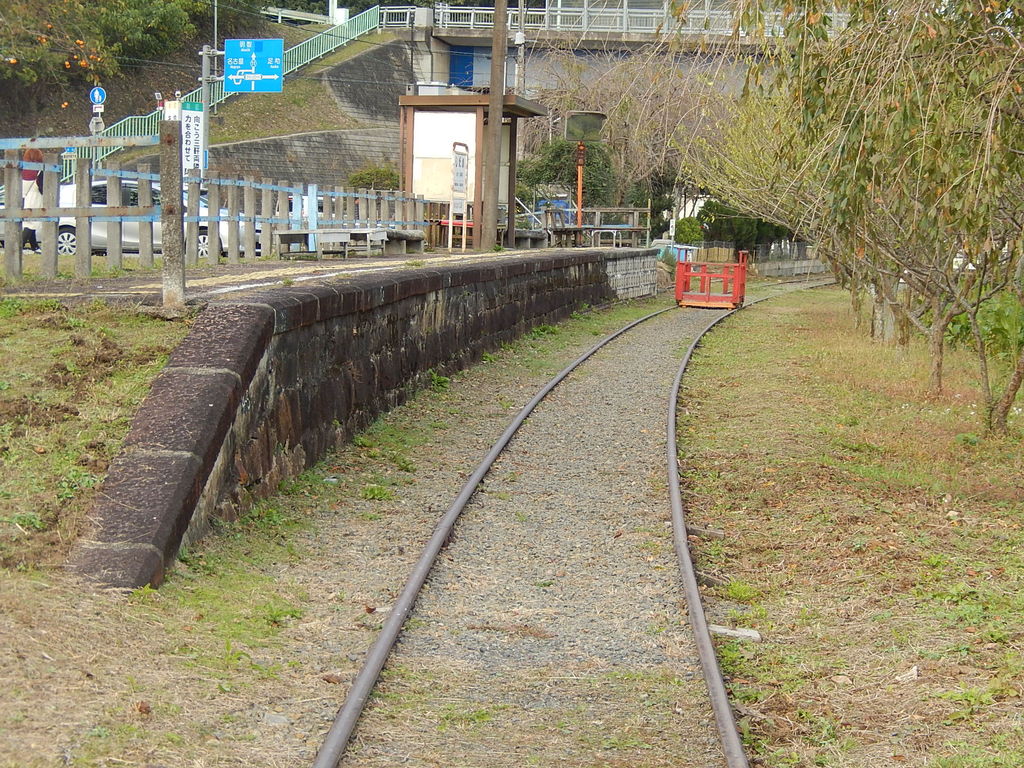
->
left=89, top=86, right=107, bottom=105
left=223, top=39, right=284, bottom=93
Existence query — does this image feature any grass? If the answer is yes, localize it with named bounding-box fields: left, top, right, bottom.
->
left=679, top=287, right=1023, bottom=767
left=0, top=297, right=191, bottom=568
left=0, top=471, right=316, bottom=767
left=0, top=286, right=783, bottom=766
left=0, top=252, right=160, bottom=286
left=209, top=32, right=395, bottom=144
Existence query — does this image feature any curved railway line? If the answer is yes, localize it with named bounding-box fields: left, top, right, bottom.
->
left=312, top=279, right=831, bottom=768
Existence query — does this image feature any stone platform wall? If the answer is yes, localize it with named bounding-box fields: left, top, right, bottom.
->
left=749, top=259, right=828, bottom=278
left=72, top=249, right=658, bottom=589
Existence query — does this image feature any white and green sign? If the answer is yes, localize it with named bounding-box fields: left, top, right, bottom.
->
left=181, top=101, right=206, bottom=171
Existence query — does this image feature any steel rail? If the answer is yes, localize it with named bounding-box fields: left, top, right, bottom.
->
left=314, top=279, right=831, bottom=768
left=666, top=281, right=833, bottom=768
left=312, top=304, right=674, bottom=768
left=667, top=304, right=754, bottom=768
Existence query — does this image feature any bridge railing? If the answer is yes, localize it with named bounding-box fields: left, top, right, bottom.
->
left=380, top=6, right=418, bottom=26
left=432, top=3, right=848, bottom=36
left=264, top=5, right=331, bottom=24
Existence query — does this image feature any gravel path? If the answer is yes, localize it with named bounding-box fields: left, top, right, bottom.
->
left=336, top=306, right=728, bottom=767
left=0, top=283, right=831, bottom=768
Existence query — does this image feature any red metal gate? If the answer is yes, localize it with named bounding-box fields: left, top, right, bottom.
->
left=675, top=249, right=748, bottom=309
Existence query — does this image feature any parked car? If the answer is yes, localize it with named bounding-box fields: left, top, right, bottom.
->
left=1, top=179, right=257, bottom=260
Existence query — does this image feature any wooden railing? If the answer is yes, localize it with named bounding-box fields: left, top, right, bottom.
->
left=2, top=141, right=428, bottom=282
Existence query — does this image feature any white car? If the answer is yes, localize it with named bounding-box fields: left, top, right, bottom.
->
left=1, top=180, right=255, bottom=260
left=53, top=180, right=244, bottom=261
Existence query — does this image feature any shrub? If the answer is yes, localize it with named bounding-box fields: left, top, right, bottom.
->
left=674, top=217, right=703, bottom=244
left=518, top=139, right=615, bottom=206
left=348, top=165, right=400, bottom=190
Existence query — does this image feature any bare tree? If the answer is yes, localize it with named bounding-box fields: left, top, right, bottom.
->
left=521, top=40, right=722, bottom=203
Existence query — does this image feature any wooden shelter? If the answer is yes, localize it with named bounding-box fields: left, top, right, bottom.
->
left=398, top=93, right=547, bottom=247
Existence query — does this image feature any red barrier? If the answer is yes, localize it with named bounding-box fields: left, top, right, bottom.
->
left=675, top=250, right=748, bottom=309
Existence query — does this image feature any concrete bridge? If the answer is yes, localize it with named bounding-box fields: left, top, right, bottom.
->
left=371, top=2, right=849, bottom=92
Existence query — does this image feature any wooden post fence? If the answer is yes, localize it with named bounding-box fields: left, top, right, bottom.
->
left=159, top=119, right=185, bottom=307
left=4, top=150, right=23, bottom=278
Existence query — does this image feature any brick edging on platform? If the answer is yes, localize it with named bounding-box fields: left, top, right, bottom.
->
left=70, top=249, right=657, bottom=589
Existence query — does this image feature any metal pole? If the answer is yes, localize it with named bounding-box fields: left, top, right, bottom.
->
left=479, top=0, right=508, bottom=251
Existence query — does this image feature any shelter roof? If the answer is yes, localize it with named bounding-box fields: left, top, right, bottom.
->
left=398, top=93, right=547, bottom=118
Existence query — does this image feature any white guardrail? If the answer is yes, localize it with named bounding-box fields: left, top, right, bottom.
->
left=265, top=5, right=332, bottom=23
left=422, top=3, right=848, bottom=36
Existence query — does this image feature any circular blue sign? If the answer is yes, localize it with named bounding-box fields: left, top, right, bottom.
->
left=89, top=86, right=107, bottom=105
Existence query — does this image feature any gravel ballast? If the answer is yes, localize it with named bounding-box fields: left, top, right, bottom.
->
left=1, top=285, right=835, bottom=768
left=335, top=305, right=729, bottom=767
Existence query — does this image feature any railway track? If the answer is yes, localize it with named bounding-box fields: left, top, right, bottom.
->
left=312, top=280, right=830, bottom=768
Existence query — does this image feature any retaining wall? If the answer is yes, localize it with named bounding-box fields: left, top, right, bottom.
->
left=208, top=127, right=401, bottom=188
left=71, top=249, right=658, bottom=589
left=749, top=259, right=828, bottom=278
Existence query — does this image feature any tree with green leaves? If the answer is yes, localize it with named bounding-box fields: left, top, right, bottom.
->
left=518, top=138, right=615, bottom=207
left=1, top=0, right=262, bottom=127
left=696, top=199, right=790, bottom=249
left=685, top=0, right=1023, bottom=431
left=674, top=216, right=703, bottom=245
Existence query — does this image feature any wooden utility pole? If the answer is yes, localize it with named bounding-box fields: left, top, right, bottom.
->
left=159, top=119, right=185, bottom=307
left=516, top=0, right=526, bottom=94
left=479, top=0, right=508, bottom=251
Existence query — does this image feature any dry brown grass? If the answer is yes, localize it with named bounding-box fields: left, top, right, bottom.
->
left=1, top=293, right=688, bottom=768
left=0, top=297, right=190, bottom=568
left=679, top=287, right=1024, bottom=768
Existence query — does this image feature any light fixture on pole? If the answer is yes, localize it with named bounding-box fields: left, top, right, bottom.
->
left=564, top=111, right=606, bottom=236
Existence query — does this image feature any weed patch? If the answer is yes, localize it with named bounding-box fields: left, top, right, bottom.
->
left=0, top=300, right=189, bottom=568
left=680, top=288, right=1024, bottom=766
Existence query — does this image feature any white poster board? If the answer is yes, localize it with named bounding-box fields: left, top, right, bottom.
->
left=181, top=101, right=206, bottom=172
left=449, top=142, right=470, bottom=251
left=412, top=112, right=476, bottom=201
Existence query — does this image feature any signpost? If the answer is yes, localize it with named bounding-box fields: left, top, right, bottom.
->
left=575, top=141, right=586, bottom=231
left=449, top=142, right=469, bottom=252
left=223, top=39, right=284, bottom=93
left=181, top=102, right=206, bottom=172
left=88, top=86, right=106, bottom=135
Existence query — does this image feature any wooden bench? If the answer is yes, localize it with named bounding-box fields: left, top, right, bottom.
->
left=275, top=227, right=425, bottom=258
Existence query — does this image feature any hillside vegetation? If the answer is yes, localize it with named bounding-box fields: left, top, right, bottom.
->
left=1, top=0, right=322, bottom=138
left=208, top=32, right=394, bottom=144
